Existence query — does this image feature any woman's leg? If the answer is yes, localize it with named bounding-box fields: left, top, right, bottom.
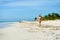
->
left=39, top=21, right=41, bottom=27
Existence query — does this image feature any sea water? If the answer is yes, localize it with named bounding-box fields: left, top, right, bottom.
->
left=0, top=22, right=15, bottom=28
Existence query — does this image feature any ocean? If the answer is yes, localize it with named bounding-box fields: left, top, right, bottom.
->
left=0, top=22, right=15, bottom=28
left=0, top=20, right=32, bottom=28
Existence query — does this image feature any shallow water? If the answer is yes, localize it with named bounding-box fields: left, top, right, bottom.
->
left=0, top=22, right=15, bottom=28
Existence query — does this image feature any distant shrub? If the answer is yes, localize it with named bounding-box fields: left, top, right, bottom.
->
left=43, top=13, right=60, bottom=20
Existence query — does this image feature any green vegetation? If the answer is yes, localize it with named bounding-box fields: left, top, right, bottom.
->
left=34, top=13, right=60, bottom=21
left=34, top=17, right=37, bottom=21
left=43, top=13, right=60, bottom=20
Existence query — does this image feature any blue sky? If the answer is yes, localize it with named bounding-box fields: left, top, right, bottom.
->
left=0, top=0, right=60, bottom=21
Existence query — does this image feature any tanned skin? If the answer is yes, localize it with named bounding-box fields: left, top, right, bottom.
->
left=38, top=14, right=42, bottom=27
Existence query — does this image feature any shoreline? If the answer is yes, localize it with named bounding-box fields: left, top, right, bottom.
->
left=0, top=20, right=60, bottom=29
left=0, top=20, right=60, bottom=40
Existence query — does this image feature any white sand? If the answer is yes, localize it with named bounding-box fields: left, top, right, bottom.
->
left=0, top=20, right=60, bottom=40
left=42, top=20, right=60, bottom=26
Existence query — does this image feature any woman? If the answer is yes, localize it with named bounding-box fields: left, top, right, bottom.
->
left=38, top=14, right=42, bottom=27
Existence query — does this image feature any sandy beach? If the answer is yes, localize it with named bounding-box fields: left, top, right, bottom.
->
left=0, top=20, right=60, bottom=40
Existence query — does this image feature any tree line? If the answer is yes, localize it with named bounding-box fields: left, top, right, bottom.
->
left=34, top=13, right=60, bottom=21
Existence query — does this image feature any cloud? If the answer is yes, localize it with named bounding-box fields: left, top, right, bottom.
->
left=1, top=0, right=59, bottom=8
left=2, top=1, right=39, bottom=7
left=0, top=0, right=60, bottom=11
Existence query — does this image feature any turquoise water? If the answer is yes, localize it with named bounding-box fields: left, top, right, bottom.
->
left=0, top=22, right=15, bottom=28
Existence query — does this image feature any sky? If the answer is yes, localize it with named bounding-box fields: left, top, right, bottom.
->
left=0, top=0, right=60, bottom=21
